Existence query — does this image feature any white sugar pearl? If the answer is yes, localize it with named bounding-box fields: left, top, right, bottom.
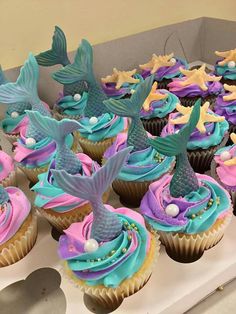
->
left=228, top=61, right=236, bottom=68
left=11, top=111, right=19, bottom=118
left=84, top=239, right=99, bottom=253
left=130, top=89, right=136, bottom=94
left=89, top=116, right=98, bottom=125
left=165, top=204, right=180, bottom=217
left=73, top=93, right=81, bottom=101
left=25, top=137, right=36, bottom=147
left=170, top=58, right=176, bottom=64
left=220, top=151, right=231, bottom=161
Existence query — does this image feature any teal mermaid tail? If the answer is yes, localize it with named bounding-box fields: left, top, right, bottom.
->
left=26, top=111, right=82, bottom=174
left=53, top=39, right=107, bottom=117
left=149, top=99, right=201, bottom=197
left=104, top=75, right=154, bottom=151
left=0, top=66, right=8, bottom=85
left=52, top=147, right=132, bottom=242
left=0, top=186, right=9, bottom=204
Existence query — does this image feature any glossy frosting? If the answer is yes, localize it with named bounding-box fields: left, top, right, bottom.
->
left=104, top=132, right=175, bottom=182
left=55, top=92, right=88, bottom=116
left=1, top=114, right=28, bottom=135
left=141, top=174, right=231, bottom=234
left=58, top=206, right=150, bottom=287
left=0, top=187, right=31, bottom=245
left=0, top=151, right=14, bottom=182
left=215, top=93, right=236, bottom=125
left=215, top=62, right=236, bottom=80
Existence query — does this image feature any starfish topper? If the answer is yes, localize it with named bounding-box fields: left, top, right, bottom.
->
left=142, top=81, right=168, bottom=111
left=170, top=102, right=225, bottom=134
left=223, top=84, right=236, bottom=101
left=215, top=49, right=236, bottom=66
left=180, top=64, right=221, bottom=91
left=101, top=68, right=140, bottom=90
left=139, top=53, right=176, bottom=74
left=223, top=133, right=236, bottom=166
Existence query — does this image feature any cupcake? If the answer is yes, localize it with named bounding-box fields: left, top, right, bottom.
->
left=0, top=185, right=37, bottom=267
left=140, top=81, right=180, bottom=136
left=52, top=39, right=127, bottom=163
left=141, top=100, right=233, bottom=263
left=214, top=84, right=236, bottom=133
left=211, top=132, right=236, bottom=214
left=0, top=150, right=17, bottom=187
left=28, top=111, right=109, bottom=231
left=215, top=49, right=236, bottom=85
left=36, top=26, right=88, bottom=121
left=161, top=101, right=229, bottom=173
left=168, top=64, right=223, bottom=107
left=103, top=76, right=175, bottom=207
left=101, top=68, right=143, bottom=99
left=52, top=147, right=159, bottom=310
left=139, top=53, right=188, bottom=89
left=0, top=65, right=31, bottom=144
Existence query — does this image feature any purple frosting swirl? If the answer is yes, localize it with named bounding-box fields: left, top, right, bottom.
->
left=214, top=93, right=236, bottom=125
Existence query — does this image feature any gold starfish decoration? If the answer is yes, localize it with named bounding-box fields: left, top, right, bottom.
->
left=170, top=102, right=225, bottom=133
left=179, top=64, right=221, bottom=91
left=101, top=68, right=140, bottom=90
left=223, top=84, right=236, bottom=101
left=142, top=82, right=168, bottom=111
left=215, top=49, right=236, bottom=66
left=223, top=133, right=236, bottom=166
left=139, top=53, right=175, bottom=74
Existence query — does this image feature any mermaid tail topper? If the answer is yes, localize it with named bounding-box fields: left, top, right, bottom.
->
left=104, top=75, right=154, bottom=151
left=52, top=146, right=132, bottom=242
left=36, top=26, right=86, bottom=96
left=26, top=111, right=82, bottom=175
left=52, top=39, right=108, bottom=118
left=148, top=99, right=201, bottom=197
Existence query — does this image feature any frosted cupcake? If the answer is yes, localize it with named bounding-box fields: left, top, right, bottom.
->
left=52, top=148, right=159, bottom=310
left=0, top=151, right=17, bottom=187
left=101, top=68, right=143, bottom=99
left=168, top=64, right=223, bottom=107
left=29, top=111, right=109, bottom=231
left=139, top=53, right=188, bottom=89
left=103, top=76, right=175, bottom=207
left=161, top=101, right=229, bottom=173
left=36, top=26, right=88, bottom=120
left=53, top=39, right=127, bottom=163
left=0, top=185, right=37, bottom=267
left=215, top=49, right=236, bottom=85
left=141, top=100, right=232, bottom=263
left=140, top=81, right=180, bottom=136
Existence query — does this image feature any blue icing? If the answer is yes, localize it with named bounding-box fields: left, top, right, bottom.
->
left=215, top=63, right=236, bottom=80
left=56, top=92, right=88, bottom=116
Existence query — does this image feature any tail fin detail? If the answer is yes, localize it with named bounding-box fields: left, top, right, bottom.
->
left=0, top=66, right=8, bottom=86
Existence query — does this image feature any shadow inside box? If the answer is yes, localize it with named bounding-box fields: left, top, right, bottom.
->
left=51, top=226, right=64, bottom=242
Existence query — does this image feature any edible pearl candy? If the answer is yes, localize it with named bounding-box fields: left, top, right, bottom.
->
left=130, top=89, right=135, bottom=94
left=84, top=239, right=99, bottom=253
left=73, top=93, right=81, bottom=101
left=25, top=137, right=36, bottom=147
left=220, top=150, right=231, bottom=161
left=89, top=116, right=98, bottom=125
left=165, top=204, right=179, bottom=217
left=11, top=111, right=19, bottom=118
left=228, top=61, right=236, bottom=69
left=170, top=58, right=176, bottom=64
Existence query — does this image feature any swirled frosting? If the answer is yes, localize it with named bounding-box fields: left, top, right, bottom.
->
left=0, top=151, right=14, bottom=182
left=104, top=132, right=175, bottom=182
left=55, top=92, right=88, bottom=116
left=32, top=153, right=100, bottom=213
left=141, top=174, right=231, bottom=234
left=58, top=206, right=150, bottom=287
left=1, top=114, right=28, bottom=135
left=78, top=113, right=128, bottom=142
left=215, top=62, right=236, bottom=80
left=140, top=89, right=179, bottom=119
left=0, top=186, right=31, bottom=245
left=215, top=93, right=236, bottom=125
left=161, top=112, right=229, bottom=150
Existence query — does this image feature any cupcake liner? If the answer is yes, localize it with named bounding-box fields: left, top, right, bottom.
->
left=1, top=171, right=17, bottom=187
left=18, top=164, right=50, bottom=184
left=179, top=95, right=216, bottom=108
left=62, top=233, right=160, bottom=310
left=141, top=116, right=169, bottom=136
left=3, top=132, right=19, bottom=145
left=0, top=213, right=38, bottom=267
left=155, top=79, right=172, bottom=90
left=158, top=212, right=232, bottom=263
left=53, top=105, right=82, bottom=121
left=220, top=78, right=236, bottom=86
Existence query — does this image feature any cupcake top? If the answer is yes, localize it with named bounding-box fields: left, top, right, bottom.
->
left=101, top=68, right=143, bottom=99
left=140, top=82, right=179, bottom=119
left=168, top=64, right=223, bottom=98
left=52, top=147, right=151, bottom=288
left=55, top=92, right=88, bottom=117
left=0, top=151, right=15, bottom=182
left=215, top=49, right=236, bottom=80
left=0, top=186, right=31, bottom=245
left=215, top=84, right=236, bottom=125
left=139, top=53, right=188, bottom=81
left=161, top=102, right=229, bottom=150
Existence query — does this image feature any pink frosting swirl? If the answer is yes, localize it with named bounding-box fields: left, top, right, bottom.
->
left=0, top=151, right=14, bottom=182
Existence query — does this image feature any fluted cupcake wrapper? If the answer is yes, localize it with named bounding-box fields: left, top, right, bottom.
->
left=1, top=171, right=17, bottom=187
left=53, top=104, right=82, bottom=121
left=141, top=116, right=169, bottom=136
left=3, top=132, right=19, bottom=145
left=155, top=79, right=172, bottom=90
left=220, top=78, right=236, bottom=86
left=179, top=95, right=216, bottom=108
left=0, top=214, right=37, bottom=267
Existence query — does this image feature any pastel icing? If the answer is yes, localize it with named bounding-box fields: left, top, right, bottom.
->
left=215, top=93, right=236, bottom=125
left=0, top=186, right=31, bottom=245
left=141, top=173, right=231, bottom=234
left=55, top=92, right=88, bottom=116
left=58, top=206, right=150, bottom=287
left=1, top=114, right=29, bottom=135
left=215, top=62, right=236, bottom=80
left=0, top=151, right=14, bottom=182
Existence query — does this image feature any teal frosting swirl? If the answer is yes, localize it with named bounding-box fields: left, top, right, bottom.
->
left=56, top=92, right=88, bottom=116
left=1, top=112, right=27, bottom=133
left=215, top=63, right=236, bottom=80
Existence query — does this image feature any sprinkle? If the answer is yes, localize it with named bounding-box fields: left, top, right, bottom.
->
left=191, top=214, right=196, bottom=219
left=122, top=248, right=127, bottom=253
left=128, top=235, right=132, bottom=241
left=110, top=250, right=116, bottom=256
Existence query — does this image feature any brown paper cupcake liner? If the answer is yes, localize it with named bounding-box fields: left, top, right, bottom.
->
left=141, top=116, right=169, bottom=136
left=53, top=105, right=82, bottom=121
left=3, top=132, right=19, bottom=145
left=1, top=171, right=17, bottom=187
left=158, top=212, right=232, bottom=263
left=155, top=79, right=172, bottom=90
left=179, top=95, right=216, bottom=108
left=0, top=213, right=38, bottom=267
left=220, top=78, right=236, bottom=86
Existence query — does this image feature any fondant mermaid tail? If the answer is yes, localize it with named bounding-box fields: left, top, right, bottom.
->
left=0, top=186, right=9, bottom=204
left=26, top=111, right=82, bottom=174
left=52, top=147, right=132, bottom=242
left=0, top=66, right=8, bottom=85
left=104, top=75, right=154, bottom=151
left=149, top=99, right=201, bottom=197
left=53, top=39, right=107, bottom=117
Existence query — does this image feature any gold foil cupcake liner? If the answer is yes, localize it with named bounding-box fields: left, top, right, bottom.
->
left=0, top=214, right=38, bottom=267
left=3, top=132, right=19, bottom=145
left=1, top=171, right=17, bottom=187
left=19, top=164, right=50, bottom=184
left=141, top=116, right=168, bottom=136
left=53, top=105, right=82, bottom=121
